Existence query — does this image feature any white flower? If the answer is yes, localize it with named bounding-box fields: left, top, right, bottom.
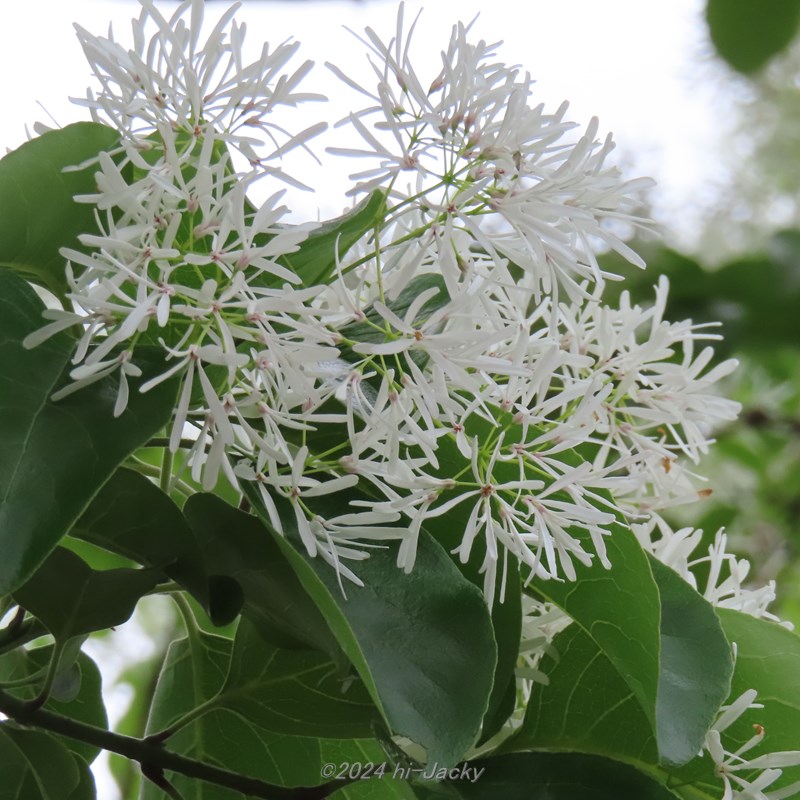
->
left=73, top=0, right=326, bottom=173
left=329, top=3, right=653, bottom=301
left=705, top=690, right=800, bottom=800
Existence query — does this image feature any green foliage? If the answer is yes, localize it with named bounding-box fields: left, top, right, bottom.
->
left=0, top=726, right=85, bottom=800
left=412, top=753, right=679, bottom=800
left=270, top=190, right=387, bottom=288
left=528, top=520, right=663, bottom=746
left=245, top=486, right=499, bottom=768
left=0, top=272, right=179, bottom=595
left=0, top=647, right=107, bottom=766
left=716, top=610, right=800, bottom=793
left=512, top=559, right=732, bottom=780
left=707, top=0, right=800, bottom=74
left=12, top=548, right=159, bottom=641
left=182, top=493, right=344, bottom=656
left=141, top=629, right=388, bottom=796
left=0, top=122, right=119, bottom=297
left=649, top=559, right=733, bottom=766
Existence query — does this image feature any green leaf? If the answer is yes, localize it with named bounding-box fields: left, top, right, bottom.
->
left=514, top=561, right=732, bottom=775
left=526, top=518, right=662, bottom=741
left=0, top=271, right=179, bottom=595
left=67, top=758, right=96, bottom=800
left=0, top=726, right=81, bottom=800
left=216, top=618, right=380, bottom=738
left=338, top=273, right=450, bottom=352
left=649, top=558, right=733, bottom=766
left=72, top=469, right=241, bottom=627
left=270, top=190, right=387, bottom=288
left=477, top=565, right=521, bottom=743
left=0, top=646, right=107, bottom=765
left=72, top=468, right=196, bottom=570
left=244, top=486, right=497, bottom=767
left=143, top=631, right=240, bottom=800
left=410, top=753, right=678, bottom=800
left=706, top=0, right=800, bottom=74
left=429, top=411, right=655, bottom=743
left=13, top=548, right=159, bottom=640
left=0, top=122, right=119, bottom=296
left=419, top=498, right=521, bottom=744
left=516, top=621, right=659, bottom=766
left=329, top=771, right=419, bottom=800
left=142, top=631, right=386, bottom=797
left=182, top=493, right=343, bottom=655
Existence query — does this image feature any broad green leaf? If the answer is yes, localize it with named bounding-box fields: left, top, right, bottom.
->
left=217, top=618, right=380, bottom=738
left=521, top=483, right=730, bottom=765
left=67, top=758, right=96, bottom=800
left=142, top=631, right=237, bottom=800
left=411, top=753, right=678, bottom=800
left=143, top=631, right=387, bottom=798
left=706, top=0, right=800, bottom=74
left=0, top=122, right=119, bottom=296
left=270, top=190, right=387, bottom=288
left=331, top=780, right=418, bottom=800
left=13, top=547, right=159, bottom=640
left=650, top=558, right=733, bottom=766
left=0, top=271, right=179, bottom=595
left=0, top=726, right=81, bottom=800
left=182, top=493, right=343, bottom=657
left=419, top=498, right=521, bottom=744
left=244, top=486, right=497, bottom=767
left=72, top=469, right=242, bottom=627
left=430, top=408, right=659, bottom=741
left=290, top=401, right=516, bottom=745
left=0, top=646, right=107, bottom=765
left=526, top=519, right=661, bottom=738
left=73, top=468, right=196, bottom=570
left=516, top=622, right=659, bottom=766
left=477, top=565, right=521, bottom=743
left=514, top=561, right=732, bottom=775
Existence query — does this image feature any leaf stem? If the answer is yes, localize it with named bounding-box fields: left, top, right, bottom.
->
left=0, top=618, right=48, bottom=657
left=147, top=695, right=220, bottom=743
left=29, top=640, right=66, bottom=709
left=145, top=437, right=200, bottom=450
left=0, top=688, right=340, bottom=800
left=172, top=593, right=200, bottom=640
left=160, top=447, right=174, bottom=494
left=127, top=457, right=195, bottom=497
left=0, top=666, right=47, bottom=689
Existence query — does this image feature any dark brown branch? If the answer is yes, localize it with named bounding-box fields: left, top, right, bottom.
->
left=0, top=689, right=341, bottom=800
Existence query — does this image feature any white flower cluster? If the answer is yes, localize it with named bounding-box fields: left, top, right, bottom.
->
left=28, top=0, right=758, bottom=613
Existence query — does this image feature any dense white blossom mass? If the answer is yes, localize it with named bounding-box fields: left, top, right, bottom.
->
left=23, top=3, right=794, bottom=792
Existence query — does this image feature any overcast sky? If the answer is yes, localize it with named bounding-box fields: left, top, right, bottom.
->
left=0, top=0, right=736, bottom=244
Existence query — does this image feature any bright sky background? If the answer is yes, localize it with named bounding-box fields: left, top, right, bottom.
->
left=1, top=0, right=736, bottom=244
left=0, top=1, right=738, bottom=797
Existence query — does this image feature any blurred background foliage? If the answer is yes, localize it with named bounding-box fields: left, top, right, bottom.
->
left=600, top=0, right=800, bottom=626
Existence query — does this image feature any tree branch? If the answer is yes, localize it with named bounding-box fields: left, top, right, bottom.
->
left=0, top=689, right=341, bottom=800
